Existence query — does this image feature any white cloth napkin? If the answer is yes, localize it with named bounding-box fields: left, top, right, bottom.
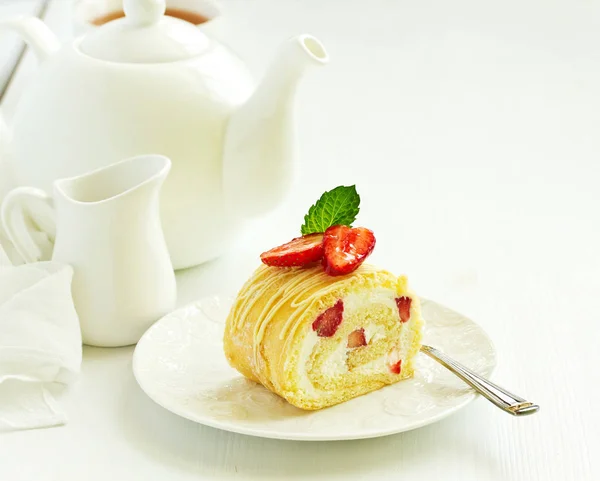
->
left=0, top=242, right=82, bottom=432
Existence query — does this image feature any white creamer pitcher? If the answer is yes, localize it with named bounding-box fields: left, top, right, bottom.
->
left=0, top=154, right=177, bottom=347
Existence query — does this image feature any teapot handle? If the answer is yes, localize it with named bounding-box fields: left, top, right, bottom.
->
left=0, top=16, right=60, bottom=62
left=0, top=187, right=56, bottom=264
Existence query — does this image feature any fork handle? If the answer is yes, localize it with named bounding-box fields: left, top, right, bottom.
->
left=420, top=344, right=539, bottom=416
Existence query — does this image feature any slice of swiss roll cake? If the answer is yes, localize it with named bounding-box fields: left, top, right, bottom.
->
left=223, top=185, right=424, bottom=410
left=223, top=263, right=423, bottom=410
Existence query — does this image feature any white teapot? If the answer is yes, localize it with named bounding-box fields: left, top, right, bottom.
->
left=0, top=0, right=328, bottom=269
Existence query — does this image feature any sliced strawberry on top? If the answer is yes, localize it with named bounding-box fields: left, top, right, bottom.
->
left=322, top=225, right=376, bottom=276
left=260, top=233, right=324, bottom=267
left=347, top=328, right=367, bottom=348
left=312, top=300, right=344, bottom=337
left=395, top=296, right=412, bottom=323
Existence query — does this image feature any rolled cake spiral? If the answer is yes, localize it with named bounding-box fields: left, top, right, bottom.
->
left=223, top=263, right=424, bottom=410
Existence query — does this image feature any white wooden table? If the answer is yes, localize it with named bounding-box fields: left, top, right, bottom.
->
left=0, top=0, right=598, bottom=479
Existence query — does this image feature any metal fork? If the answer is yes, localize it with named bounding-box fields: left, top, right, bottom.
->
left=420, top=344, right=540, bottom=416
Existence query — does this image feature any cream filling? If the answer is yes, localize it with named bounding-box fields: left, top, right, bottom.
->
left=295, top=287, right=409, bottom=396
left=354, top=317, right=413, bottom=374
left=297, top=330, right=319, bottom=395
left=322, top=341, right=349, bottom=377
left=364, top=324, right=386, bottom=344
left=343, top=288, right=398, bottom=315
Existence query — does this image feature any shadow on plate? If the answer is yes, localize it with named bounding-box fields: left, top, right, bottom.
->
left=188, top=376, right=311, bottom=422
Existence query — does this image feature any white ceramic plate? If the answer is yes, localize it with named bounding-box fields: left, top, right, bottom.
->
left=132, top=296, right=496, bottom=441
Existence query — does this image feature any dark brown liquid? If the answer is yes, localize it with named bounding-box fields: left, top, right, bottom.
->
left=91, top=7, right=209, bottom=26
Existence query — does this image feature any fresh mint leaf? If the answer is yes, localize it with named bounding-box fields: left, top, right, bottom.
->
left=301, top=185, right=360, bottom=235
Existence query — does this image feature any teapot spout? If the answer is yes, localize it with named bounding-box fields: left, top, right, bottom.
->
left=222, top=34, right=328, bottom=217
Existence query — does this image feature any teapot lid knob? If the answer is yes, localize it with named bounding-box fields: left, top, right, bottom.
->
left=123, top=0, right=166, bottom=26
left=81, top=0, right=211, bottom=63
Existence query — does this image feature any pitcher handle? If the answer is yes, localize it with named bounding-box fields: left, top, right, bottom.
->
left=0, top=16, right=60, bottom=62
left=0, top=187, right=55, bottom=264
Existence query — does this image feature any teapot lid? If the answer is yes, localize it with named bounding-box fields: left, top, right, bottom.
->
left=80, top=0, right=210, bottom=63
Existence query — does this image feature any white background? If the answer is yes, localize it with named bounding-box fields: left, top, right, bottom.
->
left=0, top=0, right=598, bottom=479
